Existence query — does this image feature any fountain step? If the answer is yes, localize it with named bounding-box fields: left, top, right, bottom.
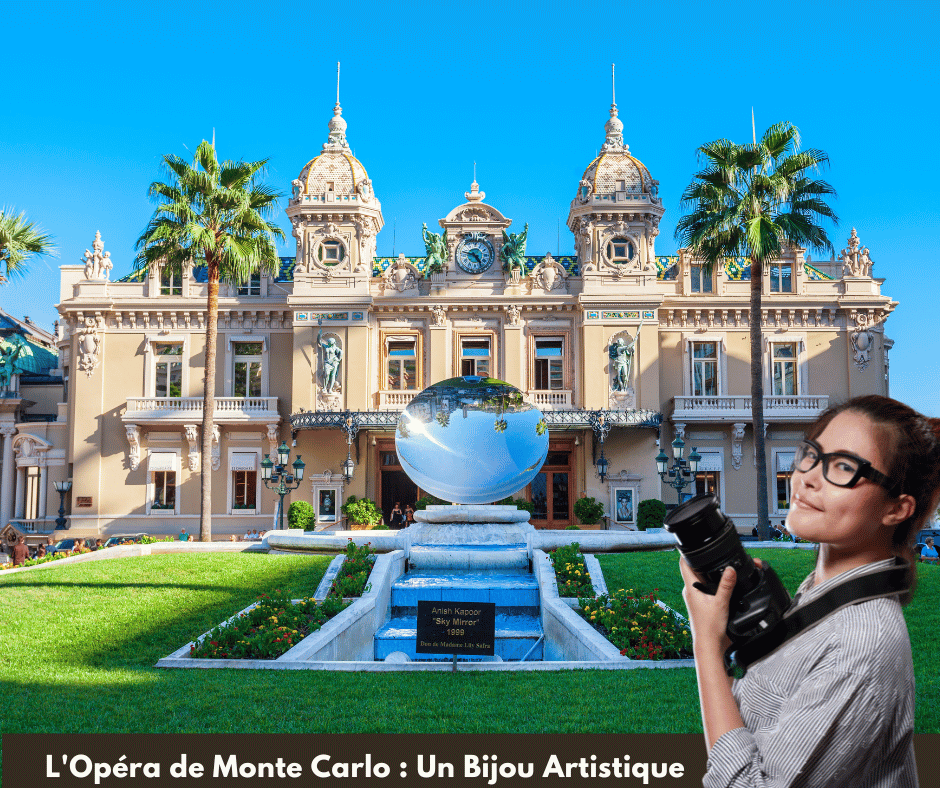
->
left=374, top=614, right=543, bottom=662
left=390, top=570, right=539, bottom=608
left=408, top=544, right=530, bottom=570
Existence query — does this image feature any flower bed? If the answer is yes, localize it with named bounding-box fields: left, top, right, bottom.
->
left=1, top=552, right=71, bottom=570
left=577, top=589, right=692, bottom=660
left=328, top=540, right=375, bottom=598
left=189, top=541, right=377, bottom=660
left=548, top=542, right=593, bottom=597
left=189, top=589, right=348, bottom=660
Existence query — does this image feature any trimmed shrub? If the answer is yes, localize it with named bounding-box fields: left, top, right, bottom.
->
left=637, top=499, right=667, bottom=531
left=288, top=500, right=316, bottom=530
left=573, top=496, right=605, bottom=525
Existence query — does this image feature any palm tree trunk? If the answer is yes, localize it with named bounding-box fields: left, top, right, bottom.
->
left=750, top=258, right=770, bottom=540
left=200, top=256, right=219, bottom=542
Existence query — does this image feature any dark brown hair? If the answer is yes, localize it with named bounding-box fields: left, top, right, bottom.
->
left=806, top=395, right=940, bottom=602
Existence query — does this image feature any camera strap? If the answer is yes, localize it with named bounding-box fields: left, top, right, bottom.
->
left=729, top=558, right=910, bottom=675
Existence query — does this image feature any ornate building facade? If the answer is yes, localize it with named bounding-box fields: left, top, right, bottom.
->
left=1, top=96, right=896, bottom=543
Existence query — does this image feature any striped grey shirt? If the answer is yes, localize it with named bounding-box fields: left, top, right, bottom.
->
left=703, top=559, right=917, bottom=788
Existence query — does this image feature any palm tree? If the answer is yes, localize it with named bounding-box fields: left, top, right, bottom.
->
left=0, top=207, right=57, bottom=282
left=135, top=141, right=284, bottom=542
left=675, top=122, right=837, bottom=539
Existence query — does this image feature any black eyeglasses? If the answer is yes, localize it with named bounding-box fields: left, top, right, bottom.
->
left=792, top=440, right=898, bottom=494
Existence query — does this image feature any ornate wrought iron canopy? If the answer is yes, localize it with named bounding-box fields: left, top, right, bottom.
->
left=290, top=408, right=662, bottom=432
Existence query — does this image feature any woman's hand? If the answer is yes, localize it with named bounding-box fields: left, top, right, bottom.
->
left=679, top=559, right=736, bottom=655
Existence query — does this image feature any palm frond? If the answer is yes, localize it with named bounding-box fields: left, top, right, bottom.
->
left=0, top=207, right=58, bottom=279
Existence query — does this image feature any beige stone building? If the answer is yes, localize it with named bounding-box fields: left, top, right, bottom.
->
left=0, top=97, right=896, bottom=545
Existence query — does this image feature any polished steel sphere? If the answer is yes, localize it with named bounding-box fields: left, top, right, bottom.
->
left=395, top=376, right=549, bottom=504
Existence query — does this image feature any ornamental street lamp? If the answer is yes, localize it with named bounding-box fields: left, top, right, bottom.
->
left=261, top=441, right=305, bottom=530
left=53, top=479, right=72, bottom=530
left=340, top=413, right=360, bottom=484
left=656, top=435, right=701, bottom=503
left=590, top=411, right=612, bottom=483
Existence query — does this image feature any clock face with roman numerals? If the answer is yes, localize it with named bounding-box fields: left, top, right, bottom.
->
left=455, top=233, right=495, bottom=274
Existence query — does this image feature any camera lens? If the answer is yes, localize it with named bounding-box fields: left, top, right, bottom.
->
left=664, top=493, right=759, bottom=594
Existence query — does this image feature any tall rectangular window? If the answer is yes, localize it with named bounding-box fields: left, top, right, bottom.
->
left=534, top=338, right=564, bottom=390
left=153, top=471, right=176, bottom=510
left=233, top=470, right=257, bottom=509
left=691, top=342, right=719, bottom=396
left=776, top=451, right=796, bottom=512
left=460, top=337, right=491, bottom=377
left=387, top=339, right=417, bottom=390
left=160, top=270, right=182, bottom=296
left=694, top=470, right=719, bottom=498
left=237, top=273, right=262, bottom=296
left=25, top=466, right=41, bottom=520
left=154, top=343, right=183, bottom=398
left=770, top=263, right=793, bottom=292
left=233, top=342, right=263, bottom=397
left=690, top=265, right=713, bottom=293
left=772, top=343, right=798, bottom=395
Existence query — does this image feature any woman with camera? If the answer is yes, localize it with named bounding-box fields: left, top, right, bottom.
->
left=681, top=396, right=940, bottom=787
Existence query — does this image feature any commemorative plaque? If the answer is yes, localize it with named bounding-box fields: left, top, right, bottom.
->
left=416, top=600, right=496, bottom=656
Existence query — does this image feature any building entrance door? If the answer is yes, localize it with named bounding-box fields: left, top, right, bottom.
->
left=377, top=445, right=418, bottom=527
left=529, top=448, right=572, bottom=529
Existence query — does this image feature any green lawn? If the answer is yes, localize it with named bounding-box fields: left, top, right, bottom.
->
left=1, top=548, right=936, bottom=758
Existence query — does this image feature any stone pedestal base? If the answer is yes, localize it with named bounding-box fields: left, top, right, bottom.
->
left=409, top=504, right=535, bottom=545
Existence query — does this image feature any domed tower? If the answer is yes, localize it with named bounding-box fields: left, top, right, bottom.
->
left=286, top=95, right=383, bottom=288
left=567, top=89, right=664, bottom=282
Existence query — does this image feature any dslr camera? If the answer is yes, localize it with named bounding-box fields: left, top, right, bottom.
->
left=664, top=494, right=791, bottom=673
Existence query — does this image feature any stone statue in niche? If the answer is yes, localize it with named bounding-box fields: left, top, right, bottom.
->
left=609, top=325, right=642, bottom=392
left=318, top=325, right=343, bottom=393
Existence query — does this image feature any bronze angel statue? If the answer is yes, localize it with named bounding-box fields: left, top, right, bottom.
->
left=422, top=223, right=448, bottom=277
left=501, top=223, right=528, bottom=274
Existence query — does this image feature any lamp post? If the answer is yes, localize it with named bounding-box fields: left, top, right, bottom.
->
left=261, top=441, right=305, bottom=530
left=589, top=411, right=612, bottom=483
left=655, top=434, right=702, bottom=503
left=340, top=413, right=360, bottom=484
left=53, top=479, right=72, bottom=530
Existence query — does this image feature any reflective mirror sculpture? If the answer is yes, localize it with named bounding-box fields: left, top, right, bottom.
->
left=396, top=377, right=549, bottom=504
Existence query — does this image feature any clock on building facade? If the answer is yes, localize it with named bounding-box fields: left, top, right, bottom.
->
left=455, top=232, right=495, bottom=274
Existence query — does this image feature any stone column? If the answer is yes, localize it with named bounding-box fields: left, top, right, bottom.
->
left=14, top=466, right=25, bottom=519
left=0, top=426, right=15, bottom=528
left=38, top=459, right=49, bottom=519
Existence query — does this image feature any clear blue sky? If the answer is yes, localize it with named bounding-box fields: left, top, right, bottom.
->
left=2, top=0, right=938, bottom=415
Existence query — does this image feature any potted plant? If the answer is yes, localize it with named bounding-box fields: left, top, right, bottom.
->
left=340, top=495, right=383, bottom=530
